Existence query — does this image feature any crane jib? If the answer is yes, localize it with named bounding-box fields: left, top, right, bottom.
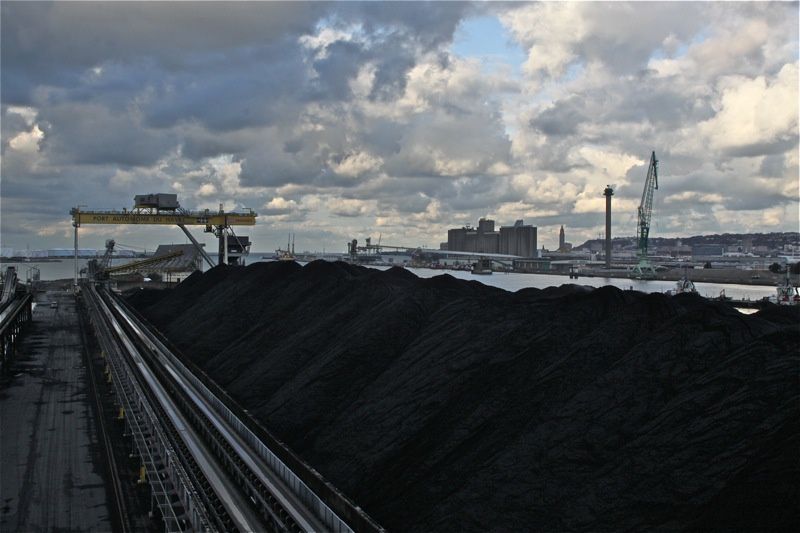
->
left=637, top=151, right=659, bottom=258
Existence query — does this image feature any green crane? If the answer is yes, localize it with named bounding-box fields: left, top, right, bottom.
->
left=631, top=151, right=659, bottom=279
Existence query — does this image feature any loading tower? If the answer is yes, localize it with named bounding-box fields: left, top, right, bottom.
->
left=70, top=194, right=256, bottom=288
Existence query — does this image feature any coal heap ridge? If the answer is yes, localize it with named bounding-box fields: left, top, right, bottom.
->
left=128, top=260, right=800, bottom=531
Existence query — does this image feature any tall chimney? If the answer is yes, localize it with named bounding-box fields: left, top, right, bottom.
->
left=603, top=185, right=614, bottom=268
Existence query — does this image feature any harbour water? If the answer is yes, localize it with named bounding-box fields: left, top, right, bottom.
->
left=396, top=266, right=776, bottom=302
left=1, top=257, right=144, bottom=282
left=2, top=257, right=779, bottom=302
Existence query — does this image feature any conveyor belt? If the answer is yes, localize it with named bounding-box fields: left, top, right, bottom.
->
left=87, top=283, right=380, bottom=532
left=1, top=266, right=18, bottom=306
left=90, top=285, right=263, bottom=531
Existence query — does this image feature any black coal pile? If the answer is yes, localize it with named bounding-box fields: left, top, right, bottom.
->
left=129, top=261, right=800, bottom=531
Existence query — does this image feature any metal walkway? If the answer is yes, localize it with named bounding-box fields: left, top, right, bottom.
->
left=1, top=266, right=19, bottom=308
left=0, top=287, right=32, bottom=373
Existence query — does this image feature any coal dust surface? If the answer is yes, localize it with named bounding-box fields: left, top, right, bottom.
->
left=127, top=261, right=800, bottom=531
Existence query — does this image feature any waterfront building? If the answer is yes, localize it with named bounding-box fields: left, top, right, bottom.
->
left=447, top=227, right=473, bottom=252
left=447, top=219, right=503, bottom=254
left=513, top=258, right=551, bottom=272
left=499, top=220, right=537, bottom=257
left=691, top=244, right=724, bottom=257
left=478, top=218, right=495, bottom=234
left=450, top=218, right=536, bottom=257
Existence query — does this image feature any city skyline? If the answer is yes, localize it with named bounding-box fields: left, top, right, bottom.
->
left=2, top=2, right=798, bottom=253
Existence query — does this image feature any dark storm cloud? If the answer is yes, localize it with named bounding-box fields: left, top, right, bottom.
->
left=308, top=40, right=370, bottom=101
left=575, top=3, right=706, bottom=75
left=369, top=47, right=417, bottom=101
left=0, top=164, right=116, bottom=231
left=2, top=68, right=82, bottom=108
left=2, top=3, right=323, bottom=174
left=650, top=152, right=705, bottom=179
left=38, top=102, right=174, bottom=167
left=760, top=153, right=786, bottom=178
left=342, top=173, right=512, bottom=218
left=722, top=137, right=800, bottom=159
left=377, top=193, right=432, bottom=214
left=243, top=47, right=513, bottom=189
left=180, top=131, right=250, bottom=162
left=2, top=1, right=466, bottom=132
left=0, top=2, right=326, bottom=72
left=338, top=1, right=472, bottom=49
left=536, top=212, right=609, bottom=230
left=529, top=75, right=714, bottom=151
left=3, top=1, right=480, bottom=187
left=523, top=137, right=591, bottom=174
left=530, top=96, right=586, bottom=136
left=724, top=193, right=794, bottom=212
left=2, top=175, right=76, bottom=210
left=384, top=107, right=512, bottom=178
left=621, top=160, right=657, bottom=196
left=327, top=2, right=472, bottom=100
left=448, top=177, right=510, bottom=212
left=655, top=161, right=797, bottom=216
left=350, top=176, right=450, bottom=203
left=240, top=144, right=324, bottom=188
left=357, top=119, right=403, bottom=156
left=142, top=44, right=308, bottom=132
left=2, top=1, right=797, bottom=250
left=606, top=84, right=714, bottom=128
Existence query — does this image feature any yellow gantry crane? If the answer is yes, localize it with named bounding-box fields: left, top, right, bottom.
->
left=70, top=194, right=257, bottom=287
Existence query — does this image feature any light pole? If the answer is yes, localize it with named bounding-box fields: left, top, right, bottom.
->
left=74, top=205, right=86, bottom=291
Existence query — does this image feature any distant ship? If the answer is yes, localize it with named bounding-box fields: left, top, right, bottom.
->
left=274, top=249, right=296, bottom=261
left=667, top=276, right=698, bottom=296
left=264, top=234, right=296, bottom=262
left=667, top=268, right=698, bottom=296
left=769, top=272, right=800, bottom=305
left=471, top=258, right=493, bottom=275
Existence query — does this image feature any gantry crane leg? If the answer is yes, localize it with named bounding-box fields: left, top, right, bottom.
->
left=177, top=224, right=216, bottom=269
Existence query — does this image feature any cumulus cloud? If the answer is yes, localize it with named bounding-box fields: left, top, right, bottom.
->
left=263, top=197, right=300, bottom=215
left=499, top=2, right=705, bottom=83
left=699, top=62, right=798, bottom=155
left=328, top=198, right=373, bottom=217
left=497, top=1, right=798, bottom=244
left=0, top=1, right=797, bottom=252
left=329, top=152, right=383, bottom=178
left=665, top=191, right=726, bottom=205
left=196, top=183, right=218, bottom=198
left=8, top=123, right=43, bottom=153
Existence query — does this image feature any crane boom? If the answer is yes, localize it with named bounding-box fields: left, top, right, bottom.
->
left=98, top=239, right=116, bottom=270
left=637, top=151, right=659, bottom=259
left=104, top=250, right=184, bottom=274
left=631, top=151, right=659, bottom=280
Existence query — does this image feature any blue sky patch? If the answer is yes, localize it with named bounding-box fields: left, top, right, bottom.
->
left=451, top=15, right=526, bottom=75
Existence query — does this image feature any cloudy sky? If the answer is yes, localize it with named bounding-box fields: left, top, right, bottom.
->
left=2, top=1, right=798, bottom=253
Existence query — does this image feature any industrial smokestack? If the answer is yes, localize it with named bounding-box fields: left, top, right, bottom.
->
left=603, top=185, right=614, bottom=268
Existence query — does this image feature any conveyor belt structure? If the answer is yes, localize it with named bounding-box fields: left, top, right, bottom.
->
left=83, top=283, right=382, bottom=532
